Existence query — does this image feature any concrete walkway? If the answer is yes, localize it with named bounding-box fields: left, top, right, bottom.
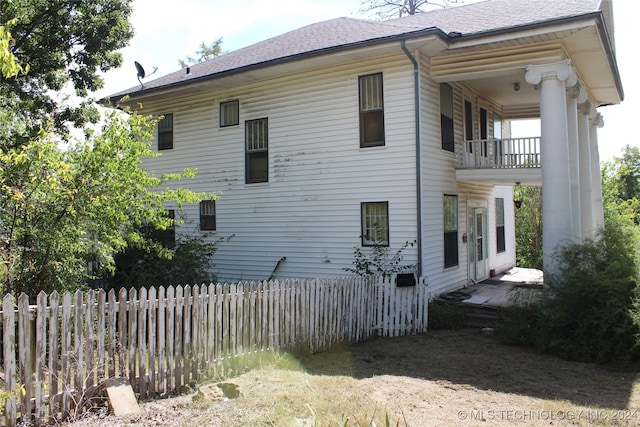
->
left=447, top=267, right=544, bottom=309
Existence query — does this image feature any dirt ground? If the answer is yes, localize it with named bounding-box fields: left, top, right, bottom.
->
left=63, top=329, right=640, bottom=427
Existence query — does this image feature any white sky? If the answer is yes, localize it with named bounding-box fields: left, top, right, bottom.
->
left=95, top=0, right=639, bottom=162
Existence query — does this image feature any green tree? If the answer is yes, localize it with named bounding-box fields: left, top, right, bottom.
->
left=179, top=38, right=224, bottom=68
left=361, top=0, right=461, bottom=19
left=602, top=145, right=640, bottom=225
left=0, top=18, right=28, bottom=79
left=0, top=0, right=133, bottom=135
left=0, top=109, right=209, bottom=296
left=514, top=185, right=543, bottom=269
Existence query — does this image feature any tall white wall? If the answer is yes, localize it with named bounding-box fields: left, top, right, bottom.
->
left=142, top=53, right=420, bottom=282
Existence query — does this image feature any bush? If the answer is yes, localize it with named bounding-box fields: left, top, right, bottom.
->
left=428, top=301, right=467, bottom=330
left=498, top=220, right=640, bottom=367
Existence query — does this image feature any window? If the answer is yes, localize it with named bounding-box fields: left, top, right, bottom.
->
left=464, top=100, right=473, bottom=141
left=220, top=100, right=239, bottom=127
left=361, top=202, right=389, bottom=246
left=496, top=198, right=506, bottom=253
left=200, top=200, right=216, bottom=230
left=440, top=84, right=454, bottom=152
left=480, top=107, right=488, bottom=156
left=157, top=114, right=173, bottom=150
left=161, top=209, right=176, bottom=248
left=444, top=195, right=458, bottom=268
left=359, top=73, right=385, bottom=147
left=464, top=100, right=473, bottom=153
left=245, top=118, right=268, bottom=183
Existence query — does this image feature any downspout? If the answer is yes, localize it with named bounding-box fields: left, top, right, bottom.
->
left=400, top=40, right=423, bottom=277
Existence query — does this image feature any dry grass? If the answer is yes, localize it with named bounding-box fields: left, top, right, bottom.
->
left=65, top=329, right=640, bottom=426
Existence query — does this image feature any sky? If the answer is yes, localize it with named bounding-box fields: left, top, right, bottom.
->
left=96, top=0, right=639, bottom=162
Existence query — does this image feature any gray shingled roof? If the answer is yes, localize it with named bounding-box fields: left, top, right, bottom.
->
left=109, top=0, right=601, bottom=98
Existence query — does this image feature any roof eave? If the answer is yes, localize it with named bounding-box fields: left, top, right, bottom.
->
left=99, top=27, right=448, bottom=106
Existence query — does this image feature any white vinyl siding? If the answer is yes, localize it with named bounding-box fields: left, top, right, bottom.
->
left=139, top=52, right=418, bottom=281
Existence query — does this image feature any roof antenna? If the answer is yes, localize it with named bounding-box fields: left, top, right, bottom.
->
left=134, top=61, right=158, bottom=89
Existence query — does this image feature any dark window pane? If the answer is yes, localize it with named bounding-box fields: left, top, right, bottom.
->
left=360, top=110, right=385, bottom=147
left=444, top=231, right=459, bottom=268
left=246, top=151, right=268, bottom=183
left=497, top=226, right=506, bottom=253
left=158, top=114, right=173, bottom=150
left=441, top=115, right=454, bottom=152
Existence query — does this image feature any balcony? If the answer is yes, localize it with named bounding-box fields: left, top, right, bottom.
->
left=454, top=137, right=542, bottom=185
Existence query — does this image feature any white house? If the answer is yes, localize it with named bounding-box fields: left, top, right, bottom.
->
left=105, top=0, right=622, bottom=296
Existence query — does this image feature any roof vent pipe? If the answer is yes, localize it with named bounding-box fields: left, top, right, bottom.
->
left=185, top=67, right=191, bottom=75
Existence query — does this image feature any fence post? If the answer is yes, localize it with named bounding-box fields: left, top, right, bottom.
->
left=3, top=294, right=17, bottom=427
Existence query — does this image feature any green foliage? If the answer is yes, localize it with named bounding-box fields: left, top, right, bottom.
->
left=602, top=145, right=640, bottom=225
left=179, top=38, right=224, bottom=68
left=498, top=220, right=640, bottom=367
left=344, top=233, right=416, bottom=278
left=514, top=185, right=542, bottom=269
left=0, top=19, right=28, bottom=79
left=0, top=110, right=207, bottom=295
left=428, top=301, right=467, bottom=330
left=109, top=231, right=232, bottom=289
left=0, top=0, right=133, bottom=134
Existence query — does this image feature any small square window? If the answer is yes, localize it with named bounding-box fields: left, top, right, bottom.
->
left=158, top=114, right=173, bottom=150
left=361, top=202, right=389, bottom=246
left=220, top=100, right=239, bottom=127
left=200, top=200, right=216, bottom=231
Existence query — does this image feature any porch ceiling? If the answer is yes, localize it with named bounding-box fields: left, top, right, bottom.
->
left=428, top=18, right=622, bottom=120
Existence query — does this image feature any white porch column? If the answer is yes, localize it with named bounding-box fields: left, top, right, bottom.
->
left=578, top=102, right=594, bottom=239
left=566, top=84, right=582, bottom=242
left=590, top=113, right=605, bottom=230
left=526, top=60, right=575, bottom=276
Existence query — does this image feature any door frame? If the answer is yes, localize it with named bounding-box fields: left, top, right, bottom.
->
left=468, top=204, right=489, bottom=284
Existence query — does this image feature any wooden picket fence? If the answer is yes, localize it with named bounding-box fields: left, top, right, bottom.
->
left=0, top=276, right=428, bottom=426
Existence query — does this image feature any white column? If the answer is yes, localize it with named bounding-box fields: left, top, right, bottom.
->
left=578, top=102, right=594, bottom=239
left=526, top=60, right=575, bottom=277
left=566, top=84, right=581, bottom=242
left=590, top=113, right=605, bottom=230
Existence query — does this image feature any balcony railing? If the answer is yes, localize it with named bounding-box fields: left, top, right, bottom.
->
left=455, top=137, right=541, bottom=169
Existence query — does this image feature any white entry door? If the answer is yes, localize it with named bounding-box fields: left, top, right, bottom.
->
left=469, top=207, right=489, bottom=284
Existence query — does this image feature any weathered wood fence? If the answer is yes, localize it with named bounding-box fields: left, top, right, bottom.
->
left=0, top=276, right=428, bottom=426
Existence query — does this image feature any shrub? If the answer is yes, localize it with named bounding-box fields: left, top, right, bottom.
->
left=498, top=220, right=640, bottom=367
left=428, top=301, right=467, bottom=330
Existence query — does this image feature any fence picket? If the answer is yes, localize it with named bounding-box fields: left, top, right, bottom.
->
left=35, top=293, right=46, bottom=426
left=48, top=291, right=60, bottom=420
left=0, top=276, right=428, bottom=426
left=3, top=295, right=16, bottom=427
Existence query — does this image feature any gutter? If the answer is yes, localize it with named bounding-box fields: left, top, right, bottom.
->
left=400, top=40, right=423, bottom=278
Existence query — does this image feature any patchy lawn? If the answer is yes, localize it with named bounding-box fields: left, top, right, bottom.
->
left=65, top=329, right=640, bottom=426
